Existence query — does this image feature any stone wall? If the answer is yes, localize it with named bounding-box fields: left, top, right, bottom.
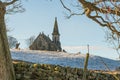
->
left=14, top=61, right=120, bottom=80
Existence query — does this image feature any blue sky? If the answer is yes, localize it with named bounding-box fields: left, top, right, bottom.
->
left=6, top=0, right=119, bottom=60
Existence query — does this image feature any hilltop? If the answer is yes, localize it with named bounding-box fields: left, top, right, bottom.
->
left=11, top=49, right=120, bottom=71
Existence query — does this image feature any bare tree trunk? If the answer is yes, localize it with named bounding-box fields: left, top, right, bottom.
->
left=0, top=15, right=15, bottom=80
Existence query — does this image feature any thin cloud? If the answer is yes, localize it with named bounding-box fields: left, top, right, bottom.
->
left=62, top=45, right=119, bottom=60
left=62, top=45, right=112, bottom=53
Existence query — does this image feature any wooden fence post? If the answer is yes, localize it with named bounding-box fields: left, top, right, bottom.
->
left=82, top=45, right=89, bottom=80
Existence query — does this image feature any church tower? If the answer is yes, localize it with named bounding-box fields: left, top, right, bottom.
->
left=52, top=17, right=61, bottom=51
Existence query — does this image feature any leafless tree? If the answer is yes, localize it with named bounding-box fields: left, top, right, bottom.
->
left=0, top=0, right=24, bottom=80
left=26, top=35, right=35, bottom=47
left=8, top=36, right=18, bottom=48
left=105, top=30, right=120, bottom=59
left=60, top=0, right=120, bottom=59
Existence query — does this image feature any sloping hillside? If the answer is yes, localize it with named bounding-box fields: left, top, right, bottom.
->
left=11, top=49, right=120, bottom=70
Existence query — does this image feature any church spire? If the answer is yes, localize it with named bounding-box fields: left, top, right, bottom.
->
left=52, top=17, right=60, bottom=35
left=52, top=17, right=61, bottom=51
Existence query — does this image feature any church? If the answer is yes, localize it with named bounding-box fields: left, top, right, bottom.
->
left=29, top=17, right=62, bottom=51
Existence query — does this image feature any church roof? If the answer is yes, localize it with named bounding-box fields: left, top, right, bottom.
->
left=29, top=32, right=60, bottom=51
left=52, top=17, right=60, bottom=35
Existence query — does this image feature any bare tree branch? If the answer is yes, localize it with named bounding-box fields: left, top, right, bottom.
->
left=60, top=0, right=71, bottom=13
left=60, top=0, right=120, bottom=60
left=60, top=0, right=85, bottom=18
left=66, top=12, right=85, bottom=19
left=4, top=0, right=18, bottom=6
left=99, top=56, right=120, bottom=80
